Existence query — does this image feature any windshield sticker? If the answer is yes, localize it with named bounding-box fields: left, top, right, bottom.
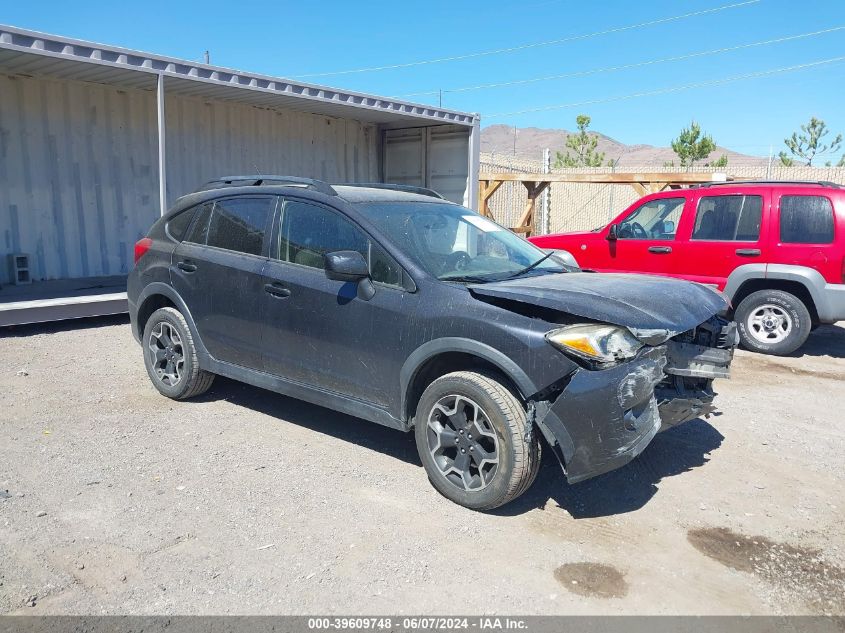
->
left=463, top=215, right=503, bottom=232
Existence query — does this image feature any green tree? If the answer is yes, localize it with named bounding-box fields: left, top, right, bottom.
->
left=554, top=114, right=605, bottom=167
left=778, top=117, right=842, bottom=166
left=670, top=121, right=717, bottom=170
left=706, top=154, right=729, bottom=168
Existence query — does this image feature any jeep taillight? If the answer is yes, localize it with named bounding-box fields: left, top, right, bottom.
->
left=134, top=237, right=153, bottom=265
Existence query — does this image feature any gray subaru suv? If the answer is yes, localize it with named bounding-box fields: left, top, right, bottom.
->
left=128, top=177, right=737, bottom=510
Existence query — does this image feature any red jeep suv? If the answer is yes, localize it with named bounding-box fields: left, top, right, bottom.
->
left=530, top=181, right=845, bottom=355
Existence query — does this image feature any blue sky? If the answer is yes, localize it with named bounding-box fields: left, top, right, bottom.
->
left=4, top=0, right=844, bottom=157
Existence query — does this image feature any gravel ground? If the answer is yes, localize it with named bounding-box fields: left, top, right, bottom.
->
left=1, top=317, right=844, bottom=615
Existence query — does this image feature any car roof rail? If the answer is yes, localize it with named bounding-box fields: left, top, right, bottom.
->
left=337, top=182, right=446, bottom=199
left=690, top=180, right=843, bottom=189
left=196, top=175, right=338, bottom=196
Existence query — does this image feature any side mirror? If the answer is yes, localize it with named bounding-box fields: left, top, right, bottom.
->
left=662, top=219, right=675, bottom=235
left=607, top=224, right=619, bottom=241
left=324, top=250, right=369, bottom=282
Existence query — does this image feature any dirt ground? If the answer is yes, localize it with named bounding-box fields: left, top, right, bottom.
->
left=1, top=316, right=843, bottom=615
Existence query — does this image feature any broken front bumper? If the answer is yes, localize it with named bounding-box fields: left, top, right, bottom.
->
left=535, top=318, right=737, bottom=484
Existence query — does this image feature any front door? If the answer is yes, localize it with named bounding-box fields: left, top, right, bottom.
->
left=596, top=195, right=689, bottom=276
left=171, top=196, right=276, bottom=368
left=261, top=197, right=417, bottom=408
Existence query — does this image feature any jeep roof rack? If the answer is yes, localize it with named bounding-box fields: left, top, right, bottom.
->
left=691, top=180, right=842, bottom=189
left=336, top=183, right=446, bottom=199
left=196, top=175, right=337, bottom=196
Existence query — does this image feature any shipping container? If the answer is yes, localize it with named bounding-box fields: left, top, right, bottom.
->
left=0, top=24, right=480, bottom=326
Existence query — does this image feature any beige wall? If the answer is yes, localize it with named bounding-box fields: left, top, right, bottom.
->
left=481, top=153, right=845, bottom=234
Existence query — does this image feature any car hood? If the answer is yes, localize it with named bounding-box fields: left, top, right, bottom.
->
left=468, top=272, right=727, bottom=343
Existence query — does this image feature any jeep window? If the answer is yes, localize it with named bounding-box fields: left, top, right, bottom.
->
left=617, top=198, right=685, bottom=240
left=692, top=195, right=763, bottom=241
left=204, top=197, right=273, bottom=256
left=166, top=207, right=196, bottom=241
left=277, top=200, right=403, bottom=287
left=358, top=202, right=565, bottom=282
left=780, top=195, right=834, bottom=244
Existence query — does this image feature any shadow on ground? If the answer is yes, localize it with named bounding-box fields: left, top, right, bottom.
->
left=493, top=417, right=725, bottom=519
left=789, top=324, right=845, bottom=359
left=195, top=376, right=422, bottom=467
left=198, top=377, right=724, bottom=519
left=0, top=313, right=130, bottom=338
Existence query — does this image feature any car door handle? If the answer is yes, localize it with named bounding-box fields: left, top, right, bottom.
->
left=264, top=283, right=291, bottom=298
left=735, top=248, right=761, bottom=257
left=648, top=246, right=672, bottom=254
left=177, top=261, right=197, bottom=273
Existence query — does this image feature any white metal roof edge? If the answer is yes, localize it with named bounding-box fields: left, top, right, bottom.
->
left=0, top=24, right=478, bottom=126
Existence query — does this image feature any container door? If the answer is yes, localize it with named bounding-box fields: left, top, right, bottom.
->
left=383, top=126, right=470, bottom=205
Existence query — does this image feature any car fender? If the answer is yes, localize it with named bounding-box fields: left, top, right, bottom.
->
left=400, top=337, right=539, bottom=421
left=722, top=263, right=767, bottom=302
left=134, top=282, right=211, bottom=362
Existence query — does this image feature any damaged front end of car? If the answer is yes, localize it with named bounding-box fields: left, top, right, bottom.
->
left=528, top=315, right=738, bottom=484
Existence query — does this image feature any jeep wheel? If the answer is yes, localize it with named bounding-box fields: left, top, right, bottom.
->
left=142, top=307, right=215, bottom=399
left=414, top=371, right=540, bottom=511
left=735, top=289, right=811, bottom=355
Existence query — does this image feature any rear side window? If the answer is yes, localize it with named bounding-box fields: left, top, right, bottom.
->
left=203, top=197, right=273, bottom=256
left=166, top=208, right=196, bottom=241
left=185, top=202, right=214, bottom=245
left=692, top=195, right=763, bottom=241
left=780, top=195, right=834, bottom=244
left=277, top=200, right=403, bottom=287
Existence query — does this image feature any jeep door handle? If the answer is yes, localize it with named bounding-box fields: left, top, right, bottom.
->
left=264, top=283, right=291, bottom=298
left=648, top=246, right=672, bottom=254
left=177, top=261, right=197, bottom=273
left=735, top=248, right=761, bottom=257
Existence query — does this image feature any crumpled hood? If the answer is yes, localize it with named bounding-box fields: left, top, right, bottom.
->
left=468, top=272, right=728, bottom=342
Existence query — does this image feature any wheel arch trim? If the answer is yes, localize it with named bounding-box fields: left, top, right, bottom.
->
left=134, top=283, right=211, bottom=361
left=399, top=337, right=538, bottom=422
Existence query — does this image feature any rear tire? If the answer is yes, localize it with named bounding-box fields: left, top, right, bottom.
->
left=142, top=307, right=215, bottom=399
left=414, top=371, right=540, bottom=511
left=735, top=289, right=811, bottom=355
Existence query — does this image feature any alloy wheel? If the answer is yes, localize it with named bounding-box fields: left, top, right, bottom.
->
left=426, top=394, right=500, bottom=491
left=148, top=321, right=185, bottom=386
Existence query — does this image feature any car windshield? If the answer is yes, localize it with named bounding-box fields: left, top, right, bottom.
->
left=358, top=202, right=566, bottom=282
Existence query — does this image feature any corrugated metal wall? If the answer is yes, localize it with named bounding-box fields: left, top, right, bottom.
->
left=164, top=94, right=379, bottom=205
left=0, top=74, right=159, bottom=284
left=0, top=73, right=380, bottom=284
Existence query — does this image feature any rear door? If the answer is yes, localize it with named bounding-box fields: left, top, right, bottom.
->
left=594, top=195, right=689, bottom=276
left=772, top=191, right=839, bottom=283
left=673, top=189, right=769, bottom=290
left=260, top=197, right=418, bottom=407
left=171, top=195, right=276, bottom=368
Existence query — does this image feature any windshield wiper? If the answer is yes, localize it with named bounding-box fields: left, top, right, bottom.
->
left=440, top=274, right=495, bottom=284
left=500, top=251, right=555, bottom=280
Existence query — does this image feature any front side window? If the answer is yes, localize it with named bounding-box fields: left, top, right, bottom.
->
left=617, top=197, right=685, bottom=240
left=692, top=195, right=763, bottom=241
left=204, top=197, right=273, bottom=256
left=277, top=200, right=403, bottom=287
left=358, top=202, right=566, bottom=282
left=779, top=195, right=834, bottom=244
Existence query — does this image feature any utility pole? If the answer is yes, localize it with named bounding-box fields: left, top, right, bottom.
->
left=766, top=144, right=773, bottom=179
left=513, top=126, right=517, bottom=156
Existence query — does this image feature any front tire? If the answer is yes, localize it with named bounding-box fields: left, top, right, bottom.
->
left=414, top=371, right=540, bottom=511
left=142, top=307, right=215, bottom=399
left=735, top=289, right=811, bottom=355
